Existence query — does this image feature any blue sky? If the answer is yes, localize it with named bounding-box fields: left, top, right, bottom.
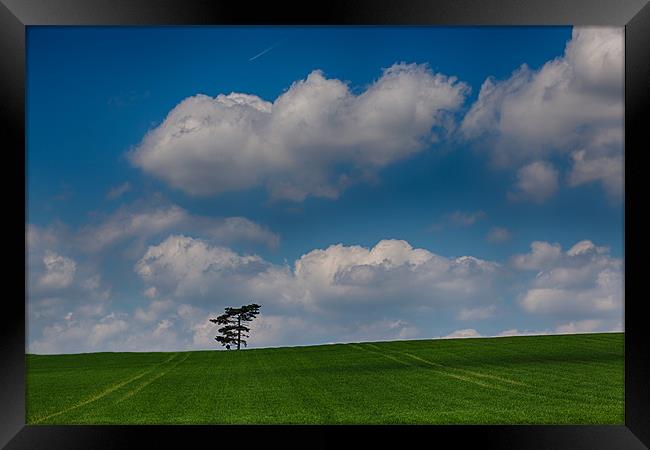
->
left=27, top=26, right=624, bottom=354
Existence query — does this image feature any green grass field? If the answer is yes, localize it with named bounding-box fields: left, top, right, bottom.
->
left=26, top=332, right=624, bottom=425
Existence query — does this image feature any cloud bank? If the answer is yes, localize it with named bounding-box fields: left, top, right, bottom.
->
left=28, top=235, right=622, bottom=354
left=134, top=236, right=501, bottom=312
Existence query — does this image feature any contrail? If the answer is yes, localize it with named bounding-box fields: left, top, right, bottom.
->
left=248, top=40, right=285, bottom=62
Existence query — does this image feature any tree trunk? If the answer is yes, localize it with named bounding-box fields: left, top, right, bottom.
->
left=237, top=315, right=241, bottom=350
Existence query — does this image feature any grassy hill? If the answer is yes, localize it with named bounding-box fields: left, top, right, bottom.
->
left=26, top=332, right=624, bottom=424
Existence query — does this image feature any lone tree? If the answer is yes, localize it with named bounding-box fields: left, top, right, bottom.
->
left=210, top=303, right=261, bottom=350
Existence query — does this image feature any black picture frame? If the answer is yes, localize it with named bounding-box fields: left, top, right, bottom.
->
left=2, top=0, right=648, bottom=448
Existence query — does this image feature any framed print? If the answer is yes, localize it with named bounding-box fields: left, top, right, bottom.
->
left=2, top=0, right=649, bottom=448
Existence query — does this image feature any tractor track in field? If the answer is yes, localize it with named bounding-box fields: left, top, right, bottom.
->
left=350, top=343, right=499, bottom=391
left=359, top=343, right=622, bottom=406
left=399, top=352, right=529, bottom=387
left=31, top=353, right=180, bottom=424
left=115, top=353, right=192, bottom=404
left=364, top=342, right=529, bottom=386
left=451, top=343, right=625, bottom=403
left=352, top=343, right=591, bottom=405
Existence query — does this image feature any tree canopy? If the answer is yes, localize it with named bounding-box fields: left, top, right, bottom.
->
left=209, top=303, right=261, bottom=350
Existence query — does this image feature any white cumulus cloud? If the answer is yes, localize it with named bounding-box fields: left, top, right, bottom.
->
left=129, top=63, right=469, bottom=201
left=38, top=251, right=77, bottom=290
left=135, top=234, right=268, bottom=298
left=75, top=203, right=280, bottom=252
left=555, top=319, right=604, bottom=334
left=89, top=315, right=129, bottom=346
left=444, top=328, right=481, bottom=339
left=515, top=239, right=622, bottom=316
left=511, top=241, right=563, bottom=271
left=508, top=161, right=559, bottom=203
left=461, top=27, right=623, bottom=198
left=135, top=236, right=501, bottom=313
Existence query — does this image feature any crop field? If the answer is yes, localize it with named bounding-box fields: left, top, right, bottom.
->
left=26, top=332, right=624, bottom=424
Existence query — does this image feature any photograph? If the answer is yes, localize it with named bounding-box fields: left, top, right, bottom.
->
left=25, top=25, right=625, bottom=425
